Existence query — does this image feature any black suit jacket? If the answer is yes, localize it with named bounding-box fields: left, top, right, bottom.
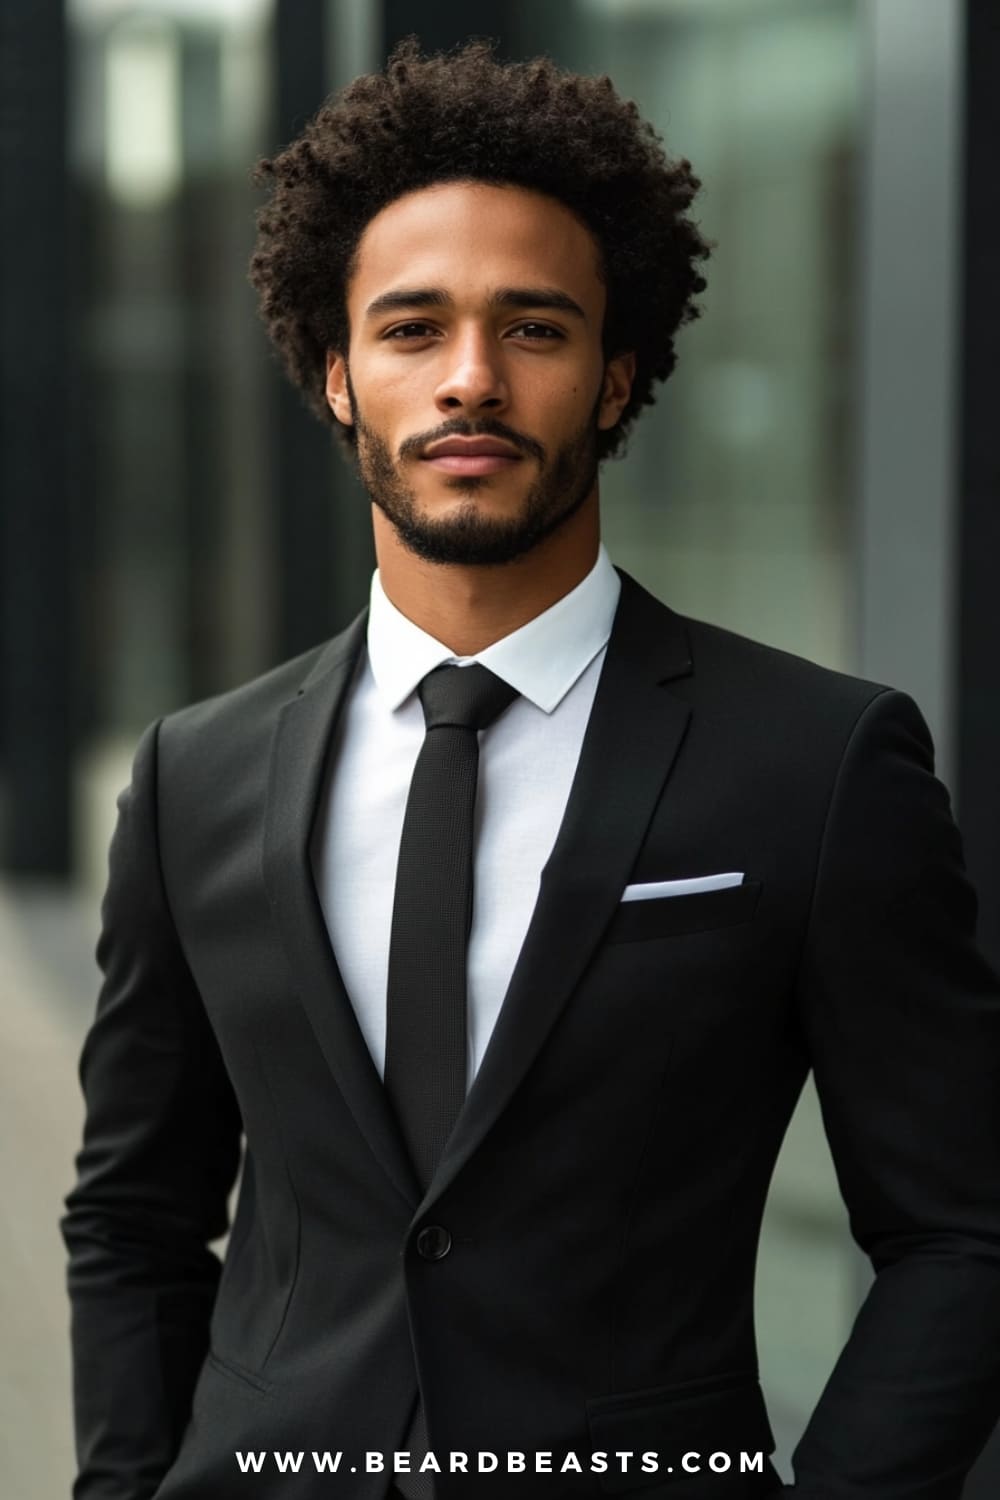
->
left=63, top=569, right=1000, bottom=1499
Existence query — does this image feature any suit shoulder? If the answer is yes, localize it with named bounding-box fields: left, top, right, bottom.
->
left=680, top=612, right=891, bottom=721
left=150, top=610, right=367, bottom=793
left=160, top=639, right=330, bottom=744
left=669, top=612, right=926, bottom=797
left=617, top=567, right=889, bottom=725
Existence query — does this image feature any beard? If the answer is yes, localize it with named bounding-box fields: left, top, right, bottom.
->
left=345, top=370, right=601, bottom=567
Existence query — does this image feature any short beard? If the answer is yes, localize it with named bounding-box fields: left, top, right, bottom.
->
left=345, top=370, right=600, bottom=567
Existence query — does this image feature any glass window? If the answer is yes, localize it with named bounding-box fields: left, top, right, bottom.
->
left=69, top=0, right=275, bottom=734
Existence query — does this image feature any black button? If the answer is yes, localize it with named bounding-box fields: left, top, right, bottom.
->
left=415, top=1224, right=452, bottom=1260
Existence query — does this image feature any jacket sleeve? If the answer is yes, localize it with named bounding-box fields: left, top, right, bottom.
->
left=61, top=718, right=243, bottom=1500
left=783, top=688, right=1000, bottom=1498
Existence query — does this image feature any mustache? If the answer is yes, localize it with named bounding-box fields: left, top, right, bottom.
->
left=398, top=418, right=546, bottom=465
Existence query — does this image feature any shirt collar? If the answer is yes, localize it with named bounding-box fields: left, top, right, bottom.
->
left=367, top=542, right=621, bottom=715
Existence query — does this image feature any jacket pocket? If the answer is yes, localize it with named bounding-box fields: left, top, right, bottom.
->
left=205, top=1349, right=273, bottom=1397
left=604, top=880, right=762, bottom=945
left=586, top=1370, right=775, bottom=1493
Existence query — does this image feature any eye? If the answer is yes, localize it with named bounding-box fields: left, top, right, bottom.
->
left=508, top=322, right=563, bottom=341
left=384, top=321, right=438, bottom=340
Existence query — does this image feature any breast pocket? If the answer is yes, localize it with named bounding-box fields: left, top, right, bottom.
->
left=603, top=881, right=762, bottom=945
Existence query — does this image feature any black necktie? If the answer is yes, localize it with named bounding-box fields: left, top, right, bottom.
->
left=385, top=662, right=519, bottom=1190
left=385, top=663, right=518, bottom=1500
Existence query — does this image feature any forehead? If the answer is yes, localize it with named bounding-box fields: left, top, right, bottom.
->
left=347, top=180, right=605, bottom=316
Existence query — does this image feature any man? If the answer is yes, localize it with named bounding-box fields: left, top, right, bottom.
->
left=63, top=38, right=1000, bottom=1500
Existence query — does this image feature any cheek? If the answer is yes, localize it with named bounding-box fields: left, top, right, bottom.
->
left=518, top=361, right=593, bottom=413
left=533, top=370, right=604, bottom=438
left=346, top=381, right=404, bottom=444
left=358, top=356, right=432, bottom=420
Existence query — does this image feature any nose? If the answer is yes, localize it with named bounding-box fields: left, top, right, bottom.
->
left=433, top=325, right=508, bottom=415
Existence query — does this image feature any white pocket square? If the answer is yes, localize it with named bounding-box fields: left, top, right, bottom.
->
left=621, top=872, right=745, bottom=903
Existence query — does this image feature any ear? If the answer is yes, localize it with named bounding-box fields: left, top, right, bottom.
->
left=325, top=350, right=354, bottom=427
left=597, top=351, right=636, bottom=431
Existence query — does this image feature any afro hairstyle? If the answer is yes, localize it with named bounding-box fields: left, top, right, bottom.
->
left=249, top=36, right=711, bottom=460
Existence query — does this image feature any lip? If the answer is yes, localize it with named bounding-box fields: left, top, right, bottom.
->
left=422, top=436, right=523, bottom=459
left=420, top=436, right=525, bottom=478
left=423, top=453, right=522, bottom=476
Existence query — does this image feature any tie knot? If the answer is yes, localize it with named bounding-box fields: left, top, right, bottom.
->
left=418, top=662, right=518, bottom=732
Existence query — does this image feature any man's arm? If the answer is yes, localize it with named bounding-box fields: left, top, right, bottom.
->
left=61, top=719, right=243, bottom=1500
left=785, top=688, right=1000, bottom=1498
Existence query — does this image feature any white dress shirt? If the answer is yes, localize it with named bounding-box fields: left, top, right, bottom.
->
left=311, top=543, right=621, bottom=1088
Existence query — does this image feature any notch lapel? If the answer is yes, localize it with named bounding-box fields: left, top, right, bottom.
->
left=425, top=570, right=694, bottom=1208
left=263, top=611, right=422, bottom=1210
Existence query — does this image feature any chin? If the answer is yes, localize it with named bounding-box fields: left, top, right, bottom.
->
left=417, top=485, right=526, bottom=523
left=425, top=468, right=520, bottom=495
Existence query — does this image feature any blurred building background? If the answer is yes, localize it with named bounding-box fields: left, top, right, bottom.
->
left=0, top=0, right=998, bottom=1496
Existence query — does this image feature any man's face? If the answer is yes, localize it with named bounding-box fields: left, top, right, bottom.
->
left=325, top=181, right=635, bottom=566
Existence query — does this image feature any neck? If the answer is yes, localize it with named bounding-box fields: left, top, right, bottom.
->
left=372, top=492, right=601, bottom=657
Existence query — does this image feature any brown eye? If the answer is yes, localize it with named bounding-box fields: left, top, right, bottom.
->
left=386, top=322, right=436, bottom=339
left=508, top=323, right=563, bottom=340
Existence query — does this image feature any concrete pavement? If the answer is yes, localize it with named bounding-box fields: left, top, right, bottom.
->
left=0, top=880, right=97, bottom=1500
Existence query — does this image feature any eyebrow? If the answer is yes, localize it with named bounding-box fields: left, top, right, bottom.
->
left=363, top=286, right=587, bottom=321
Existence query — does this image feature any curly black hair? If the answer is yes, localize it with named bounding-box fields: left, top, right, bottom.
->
left=249, top=37, right=711, bottom=460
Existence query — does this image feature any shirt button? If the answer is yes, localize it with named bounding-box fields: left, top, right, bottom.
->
left=415, top=1225, right=452, bottom=1260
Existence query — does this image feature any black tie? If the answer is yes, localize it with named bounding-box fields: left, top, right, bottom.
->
left=385, top=664, right=517, bottom=1500
left=385, top=662, right=519, bottom=1189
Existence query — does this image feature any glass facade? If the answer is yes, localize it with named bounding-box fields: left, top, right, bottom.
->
left=69, top=0, right=275, bottom=734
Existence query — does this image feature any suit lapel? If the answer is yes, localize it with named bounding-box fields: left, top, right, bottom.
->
left=262, top=610, right=422, bottom=1210
left=261, top=570, right=693, bottom=1217
left=425, top=570, right=694, bottom=1208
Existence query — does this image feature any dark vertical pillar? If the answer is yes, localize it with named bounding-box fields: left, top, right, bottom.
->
left=0, top=0, right=73, bottom=876
left=179, top=29, right=226, bottom=704
left=272, top=0, right=345, bottom=657
left=382, top=0, right=514, bottom=58
left=957, top=5, right=1000, bottom=1496
left=956, top=0, right=1000, bottom=969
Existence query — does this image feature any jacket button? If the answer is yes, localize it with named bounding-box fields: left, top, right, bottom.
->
left=416, top=1225, right=452, bottom=1260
